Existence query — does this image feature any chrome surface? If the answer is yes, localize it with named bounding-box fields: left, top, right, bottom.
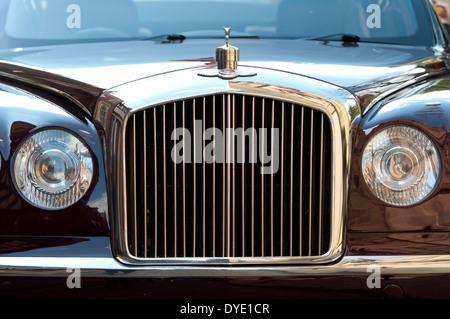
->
left=96, top=66, right=353, bottom=266
left=198, top=27, right=257, bottom=80
left=125, top=94, right=333, bottom=261
left=216, top=27, right=239, bottom=71
left=2, top=254, right=450, bottom=277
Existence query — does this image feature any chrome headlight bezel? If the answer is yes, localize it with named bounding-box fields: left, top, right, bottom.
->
left=362, top=124, right=441, bottom=207
left=12, top=128, right=94, bottom=210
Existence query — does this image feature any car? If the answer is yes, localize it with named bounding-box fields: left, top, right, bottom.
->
left=0, top=0, right=450, bottom=302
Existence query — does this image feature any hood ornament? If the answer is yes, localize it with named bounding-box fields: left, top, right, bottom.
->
left=198, top=27, right=257, bottom=80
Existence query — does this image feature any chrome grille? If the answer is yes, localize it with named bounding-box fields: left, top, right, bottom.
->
left=124, top=94, right=332, bottom=261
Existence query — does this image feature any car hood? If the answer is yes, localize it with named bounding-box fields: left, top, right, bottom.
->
left=0, top=38, right=448, bottom=113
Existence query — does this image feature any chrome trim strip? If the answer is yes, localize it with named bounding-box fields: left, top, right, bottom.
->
left=102, top=66, right=354, bottom=266
left=2, top=255, right=450, bottom=278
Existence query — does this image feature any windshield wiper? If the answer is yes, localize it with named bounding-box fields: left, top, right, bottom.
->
left=142, top=34, right=187, bottom=42
left=307, top=33, right=361, bottom=42
left=143, top=31, right=260, bottom=43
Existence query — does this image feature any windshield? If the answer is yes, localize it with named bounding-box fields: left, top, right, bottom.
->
left=0, top=0, right=435, bottom=49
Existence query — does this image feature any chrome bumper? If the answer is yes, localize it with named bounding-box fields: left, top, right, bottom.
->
left=1, top=254, right=450, bottom=277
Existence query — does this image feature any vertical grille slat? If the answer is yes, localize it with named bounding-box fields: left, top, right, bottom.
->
left=289, top=104, right=294, bottom=257
left=309, top=109, right=314, bottom=256
left=192, top=99, right=197, bottom=257
left=260, top=98, right=265, bottom=257
left=163, top=104, right=167, bottom=258
left=299, top=107, right=304, bottom=256
left=143, top=111, right=148, bottom=258
left=318, top=113, right=324, bottom=253
left=125, top=93, right=332, bottom=261
left=251, top=97, right=255, bottom=257
left=212, top=96, right=216, bottom=257
left=132, top=116, right=137, bottom=256
left=241, top=95, right=246, bottom=257
left=202, top=97, right=206, bottom=258
left=153, top=108, right=158, bottom=257
left=222, top=95, right=226, bottom=257
left=280, top=102, right=284, bottom=256
left=173, top=103, right=177, bottom=257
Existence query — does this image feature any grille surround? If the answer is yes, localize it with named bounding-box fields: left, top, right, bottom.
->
left=126, top=93, right=333, bottom=259
left=109, top=76, right=350, bottom=267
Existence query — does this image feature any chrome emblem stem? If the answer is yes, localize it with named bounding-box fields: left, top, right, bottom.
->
left=198, top=27, right=257, bottom=80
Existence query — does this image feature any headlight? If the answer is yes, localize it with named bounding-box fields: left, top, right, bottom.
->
left=362, top=125, right=440, bottom=206
left=13, top=129, right=93, bottom=210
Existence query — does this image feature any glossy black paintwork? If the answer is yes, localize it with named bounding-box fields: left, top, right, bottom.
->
left=362, top=78, right=450, bottom=131
left=0, top=236, right=110, bottom=257
left=348, top=75, right=450, bottom=234
left=0, top=82, right=109, bottom=236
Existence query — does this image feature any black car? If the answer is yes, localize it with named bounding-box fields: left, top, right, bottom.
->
left=0, top=0, right=450, bottom=302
